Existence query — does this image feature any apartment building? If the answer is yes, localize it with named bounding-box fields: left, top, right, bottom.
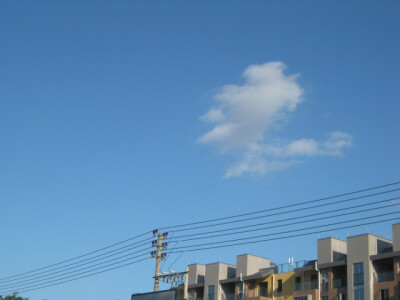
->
left=318, top=224, right=400, bottom=300
left=140, top=223, right=400, bottom=300
left=187, top=254, right=313, bottom=300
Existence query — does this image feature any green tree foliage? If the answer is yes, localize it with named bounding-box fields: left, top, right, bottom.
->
left=0, top=292, right=29, bottom=300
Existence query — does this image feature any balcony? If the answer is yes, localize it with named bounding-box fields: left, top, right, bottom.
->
left=242, top=289, right=273, bottom=300
left=333, top=278, right=346, bottom=288
left=295, top=281, right=318, bottom=291
left=376, top=272, right=394, bottom=283
left=222, top=293, right=235, bottom=300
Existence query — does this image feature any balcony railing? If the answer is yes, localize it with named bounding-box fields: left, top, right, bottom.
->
left=222, top=293, right=235, bottom=300
left=242, top=289, right=273, bottom=298
left=333, top=278, right=345, bottom=288
left=274, top=260, right=309, bottom=273
left=376, top=272, right=394, bottom=283
left=295, top=281, right=318, bottom=291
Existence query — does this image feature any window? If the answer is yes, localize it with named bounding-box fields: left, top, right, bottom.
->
left=277, top=279, right=283, bottom=292
left=380, top=289, right=389, bottom=300
left=321, top=270, right=329, bottom=292
left=295, top=277, right=301, bottom=291
left=294, top=297, right=308, bottom=300
left=333, top=278, right=342, bottom=288
left=321, top=296, right=329, bottom=300
left=259, top=282, right=268, bottom=297
left=398, top=258, right=400, bottom=300
left=311, top=274, right=318, bottom=289
left=333, top=251, right=347, bottom=261
left=237, top=282, right=244, bottom=300
left=188, top=290, right=194, bottom=300
left=353, top=263, right=364, bottom=300
left=207, top=285, right=215, bottom=300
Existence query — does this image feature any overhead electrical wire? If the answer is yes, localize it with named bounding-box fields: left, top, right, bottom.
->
left=2, top=215, right=398, bottom=294
left=165, top=187, right=400, bottom=233
left=2, top=257, right=151, bottom=295
left=165, top=216, right=400, bottom=254
left=0, top=245, right=152, bottom=290
left=0, top=230, right=152, bottom=282
left=169, top=196, right=400, bottom=240
left=6, top=186, right=397, bottom=287
left=162, top=211, right=400, bottom=252
left=4, top=196, right=398, bottom=290
left=0, top=252, right=151, bottom=295
left=166, top=200, right=400, bottom=243
left=159, top=181, right=400, bottom=230
left=0, top=237, right=153, bottom=285
left=1, top=181, right=399, bottom=295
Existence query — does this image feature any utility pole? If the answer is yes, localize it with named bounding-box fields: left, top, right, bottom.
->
left=151, top=229, right=168, bottom=292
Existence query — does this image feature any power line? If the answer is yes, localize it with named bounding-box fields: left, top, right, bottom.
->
left=5, top=257, right=151, bottom=295
left=3, top=211, right=400, bottom=294
left=6, top=196, right=397, bottom=288
left=172, top=197, right=400, bottom=238
left=165, top=211, right=400, bottom=252
left=167, top=200, right=400, bottom=243
left=0, top=230, right=152, bottom=282
left=0, top=237, right=153, bottom=285
left=165, top=216, right=399, bottom=254
left=3, top=214, right=398, bottom=294
left=0, top=253, right=150, bottom=295
left=1, top=181, right=399, bottom=294
left=8, top=187, right=394, bottom=286
left=159, top=181, right=400, bottom=230
left=166, top=187, right=400, bottom=233
left=0, top=245, right=152, bottom=290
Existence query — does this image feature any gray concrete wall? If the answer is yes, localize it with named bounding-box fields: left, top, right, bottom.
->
left=393, top=223, right=400, bottom=251
left=236, top=254, right=270, bottom=277
left=204, top=263, right=236, bottom=300
left=318, top=238, right=347, bottom=264
left=346, top=234, right=392, bottom=300
left=188, top=264, right=205, bottom=286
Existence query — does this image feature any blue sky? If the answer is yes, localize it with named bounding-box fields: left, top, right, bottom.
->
left=1, top=1, right=399, bottom=299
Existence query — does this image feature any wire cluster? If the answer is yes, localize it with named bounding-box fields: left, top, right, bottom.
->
left=1, top=181, right=399, bottom=295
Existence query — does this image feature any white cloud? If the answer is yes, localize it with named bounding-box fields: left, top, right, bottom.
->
left=264, top=132, right=353, bottom=158
left=198, top=61, right=303, bottom=150
left=198, top=62, right=353, bottom=177
left=199, top=108, right=225, bottom=123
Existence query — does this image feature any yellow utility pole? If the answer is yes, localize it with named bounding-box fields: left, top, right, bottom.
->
left=151, top=229, right=168, bottom=292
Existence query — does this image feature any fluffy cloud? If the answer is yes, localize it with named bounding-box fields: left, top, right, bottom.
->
left=198, top=62, right=303, bottom=150
left=264, top=132, right=353, bottom=158
left=198, top=62, right=353, bottom=177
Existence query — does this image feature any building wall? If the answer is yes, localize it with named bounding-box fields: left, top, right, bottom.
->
left=259, top=272, right=295, bottom=300
left=292, top=270, right=319, bottom=300
left=318, top=238, right=347, bottom=265
left=188, top=264, right=206, bottom=286
left=236, top=254, right=270, bottom=277
left=275, top=272, right=295, bottom=300
left=346, top=234, right=393, bottom=300
left=204, top=263, right=236, bottom=300
left=393, top=224, right=400, bottom=252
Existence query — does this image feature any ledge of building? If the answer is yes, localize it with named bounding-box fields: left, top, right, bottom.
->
left=318, top=259, right=346, bottom=269
left=220, top=268, right=275, bottom=284
left=295, top=261, right=318, bottom=272
left=220, top=277, right=239, bottom=284
left=188, top=283, right=204, bottom=289
left=370, top=250, right=400, bottom=261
